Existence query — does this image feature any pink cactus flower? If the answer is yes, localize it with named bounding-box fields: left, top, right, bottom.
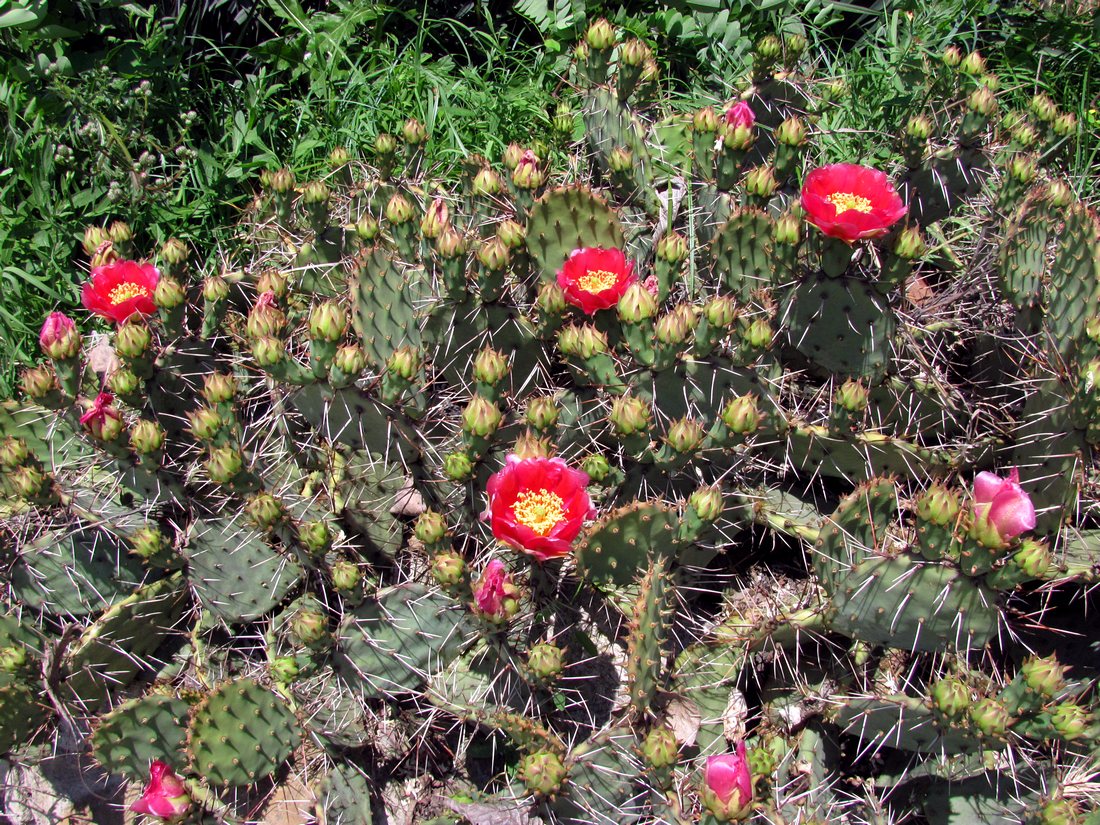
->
left=131, top=760, right=191, bottom=820
left=723, top=101, right=755, bottom=130
left=702, top=741, right=753, bottom=820
left=472, top=559, right=520, bottom=621
left=973, top=468, right=1036, bottom=541
left=39, top=312, right=80, bottom=360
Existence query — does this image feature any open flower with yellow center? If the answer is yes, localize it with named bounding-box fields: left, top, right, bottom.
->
left=556, top=247, right=637, bottom=314
left=800, top=163, right=907, bottom=244
left=484, top=454, right=595, bottom=561
left=81, top=259, right=160, bottom=324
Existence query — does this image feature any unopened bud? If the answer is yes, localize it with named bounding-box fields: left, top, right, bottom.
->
left=256, top=269, right=287, bottom=298
left=739, top=316, right=773, bottom=352
left=130, top=526, right=166, bottom=560
left=834, top=379, right=868, bottom=413
left=0, top=437, right=29, bottom=469
left=585, top=17, right=616, bottom=50
left=1050, top=702, right=1090, bottom=740
left=609, top=395, right=651, bottom=436
left=755, top=34, right=782, bottom=62
left=290, top=606, right=328, bottom=645
left=9, top=465, right=48, bottom=498
left=420, top=198, right=449, bottom=239
left=270, top=167, right=295, bottom=193
left=386, top=345, right=421, bottom=381
left=893, top=226, right=927, bottom=260
left=942, top=46, right=963, bottom=67
left=202, top=373, right=237, bottom=405
left=402, top=117, right=427, bottom=146
left=775, top=213, right=801, bottom=246
left=608, top=146, right=633, bottom=173
left=472, top=167, right=503, bottom=197
left=302, top=180, right=329, bottom=205
left=83, top=225, right=110, bottom=256
left=301, top=521, right=331, bottom=554
left=431, top=551, right=466, bottom=587
left=693, top=106, right=720, bottom=134
left=462, top=395, right=503, bottom=439
left=620, top=38, right=651, bottom=67
left=656, top=231, right=688, bottom=264
left=443, top=450, right=474, bottom=482
left=689, top=485, right=724, bottom=522
left=308, top=301, right=347, bottom=343
left=205, top=445, right=243, bottom=484
left=580, top=454, right=611, bottom=483
left=1021, top=655, right=1068, bottom=698
left=473, top=347, right=509, bottom=386
left=785, top=33, right=807, bottom=60
left=970, top=698, right=1011, bottom=737
left=385, top=193, right=414, bottom=225
left=641, top=727, right=679, bottom=769
left=1008, top=153, right=1038, bottom=184
left=39, top=312, right=81, bottom=360
left=477, top=237, right=510, bottom=272
left=665, top=417, right=705, bottom=455
left=930, top=677, right=970, bottom=717
left=202, top=275, right=230, bottom=303
left=518, top=751, right=569, bottom=797
left=1012, top=538, right=1052, bottom=579
left=722, top=394, right=761, bottom=435
left=130, top=419, right=165, bottom=455
left=374, top=133, right=397, bottom=156
left=527, top=642, right=564, bottom=681
left=108, top=368, right=140, bottom=397
left=1047, top=179, right=1074, bottom=208
left=617, top=282, right=658, bottom=323
left=187, top=407, right=222, bottom=442
left=115, top=321, right=152, bottom=359
left=656, top=305, right=695, bottom=346
left=776, top=116, right=807, bottom=146
left=21, top=365, right=56, bottom=400
left=356, top=215, right=380, bottom=240
left=497, top=219, right=526, bottom=249
left=1052, top=112, right=1077, bottom=137
left=269, top=656, right=299, bottom=684
left=247, top=492, right=284, bottom=530
left=153, top=276, right=186, bottom=309
left=526, top=396, right=559, bottom=432
left=916, top=484, right=961, bottom=525
left=160, top=238, right=189, bottom=267
left=968, top=86, right=997, bottom=116
left=334, top=344, right=366, bottom=377
left=745, top=165, right=779, bottom=198
left=435, top=227, right=467, bottom=260
left=251, top=335, right=285, bottom=368
left=511, top=150, right=545, bottom=189
left=330, top=560, right=361, bottom=591
left=414, top=511, right=449, bottom=545
left=906, top=114, right=933, bottom=140
left=960, top=50, right=986, bottom=75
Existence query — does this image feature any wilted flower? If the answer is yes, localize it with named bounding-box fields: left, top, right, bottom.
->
left=800, top=163, right=908, bottom=243
left=79, top=392, right=122, bottom=441
left=131, top=760, right=191, bottom=820
left=472, top=559, right=521, bottom=621
left=556, top=247, right=637, bottom=314
left=973, top=468, right=1036, bottom=542
left=82, top=260, right=159, bottom=323
left=484, top=454, right=594, bottom=561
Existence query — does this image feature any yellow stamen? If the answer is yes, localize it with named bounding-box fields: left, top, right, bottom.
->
left=512, top=489, right=566, bottom=535
left=826, top=192, right=873, bottom=214
left=576, top=269, right=619, bottom=294
left=108, top=282, right=150, bottom=305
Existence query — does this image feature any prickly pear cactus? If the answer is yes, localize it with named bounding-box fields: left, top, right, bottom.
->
left=2, top=20, right=1098, bottom=825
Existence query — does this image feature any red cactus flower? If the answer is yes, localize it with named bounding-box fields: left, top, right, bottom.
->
left=131, top=760, right=191, bottom=820
left=973, top=468, right=1036, bottom=541
left=472, top=558, right=521, bottom=621
left=485, top=454, right=595, bottom=561
left=702, top=741, right=753, bottom=820
left=800, top=163, right=907, bottom=243
left=82, top=260, right=159, bottom=323
left=723, top=101, right=755, bottom=130
left=556, top=247, right=637, bottom=314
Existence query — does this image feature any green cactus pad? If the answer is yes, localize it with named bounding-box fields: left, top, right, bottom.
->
left=352, top=246, right=424, bottom=369
left=814, top=478, right=897, bottom=593
left=835, top=695, right=985, bottom=755
left=575, top=502, right=681, bottom=586
left=829, top=555, right=999, bottom=653
left=550, top=728, right=647, bottom=824
left=784, top=425, right=950, bottom=482
left=0, top=674, right=49, bottom=754
left=337, top=450, right=405, bottom=558
left=187, top=677, right=302, bottom=786
left=0, top=401, right=92, bottom=466
left=336, top=583, right=472, bottom=696
left=91, top=693, right=193, bottom=779
left=581, top=87, right=656, bottom=212
left=785, top=275, right=895, bottom=382
left=1044, top=202, right=1100, bottom=363
left=625, top=558, right=672, bottom=715
left=297, top=675, right=370, bottom=749
left=710, top=208, right=776, bottom=301
left=318, top=763, right=374, bottom=825
left=10, top=526, right=147, bottom=617
left=292, top=384, right=412, bottom=460
left=63, top=574, right=190, bottom=708
left=183, top=519, right=303, bottom=624
left=524, top=186, right=625, bottom=282
left=997, top=192, right=1051, bottom=309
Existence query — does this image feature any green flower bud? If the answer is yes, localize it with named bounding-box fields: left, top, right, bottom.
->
left=536, top=282, right=567, bottom=317
left=420, top=197, right=449, bottom=239
left=472, top=166, right=504, bottom=197
left=893, top=225, right=927, bottom=260
left=739, top=316, right=773, bottom=352
left=969, top=697, right=1011, bottom=737
left=435, top=227, right=467, bottom=260
left=477, top=237, right=510, bottom=271
left=308, top=301, right=347, bottom=343
left=775, top=213, right=801, bottom=246
left=960, top=50, right=986, bottom=75
left=386, top=345, right=421, bottom=381
left=251, top=336, right=286, bottom=368
left=785, top=33, right=808, bottom=60
left=552, top=104, right=575, bottom=136
left=1011, top=538, right=1052, bottom=580
left=462, top=395, right=503, bottom=439
left=385, top=193, right=414, bottom=225
left=1038, top=797, right=1080, bottom=825
left=246, top=491, right=284, bottom=530
left=640, top=727, right=679, bottom=769
left=689, top=485, right=724, bottom=522
left=21, top=366, right=56, bottom=400
left=270, top=167, right=295, bottom=193
left=130, top=419, right=165, bottom=455
left=256, top=269, right=287, bottom=298
left=497, top=219, right=526, bottom=249
left=693, top=106, right=720, bottom=134
left=502, top=143, right=525, bottom=170
left=834, top=379, right=869, bottom=413
left=980, top=73, right=1000, bottom=91
left=968, top=86, right=997, bottom=116
left=330, top=560, right=361, bottom=591
left=160, top=237, right=189, bottom=266
left=334, top=344, right=366, bottom=377
left=269, top=656, right=299, bottom=684
left=1050, top=702, right=1090, bottom=740
left=905, top=114, right=933, bottom=140
left=414, top=511, right=449, bottom=545
left=580, top=454, right=611, bottom=483
left=665, top=417, right=705, bottom=455
left=930, top=677, right=970, bottom=717
left=656, top=305, right=696, bottom=346
left=745, top=165, right=779, bottom=198
left=1052, top=112, right=1077, bottom=137
left=374, top=133, right=397, bottom=156
left=617, top=282, right=658, bottom=324
left=656, top=230, right=688, bottom=264
left=821, top=78, right=848, bottom=102
left=153, top=276, right=186, bottom=309
left=0, top=646, right=27, bottom=673
left=290, top=606, right=328, bottom=645
left=608, top=146, right=633, bottom=173
left=1021, top=655, right=1067, bottom=698
left=205, top=445, right=243, bottom=484
left=328, top=146, right=350, bottom=167
left=0, top=437, right=29, bottom=469
left=9, top=465, right=48, bottom=499
left=402, top=117, right=427, bottom=146
left=431, top=551, right=466, bottom=588
left=301, top=520, right=331, bottom=555
left=114, top=322, right=151, bottom=360
left=187, top=406, right=222, bottom=442
left=620, top=37, right=652, bottom=67
left=518, top=751, right=569, bottom=798
left=356, top=215, right=380, bottom=240
left=609, top=395, right=652, bottom=437
left=1011, top=121, right=1039, bottom=148
left=1008, top=153, right=1038, bottom=185
left=130, top=526, right=166, bottom=560
left=915, top=484, right=961, bottom=526
left=202, top=373, right=237, bottom=405
left=704, top=295, right=738, bottom=328
left=585, top=17, right=616, bottom=50
left=526, top=396, right=559, bottom=432
left=942, top=45, right=963, bottom=67
left=1048, top=179, right=1074, bottom=208
left=776, top=116, right=807, bottom=146
left=107, top=368, right=141, bottom=397
left=527, top=642, right=565, bottom=681
left=202, top=275, right=230, bottom=303
left=472, top=347, right=509, bottom=386
left=511, top=150, right=545, bottom=190
left=443, top=451, right=474, bottom=482
left=755, top=34, right=782, bottom=62
left=83, top=225, right=110, bottom=256
left=512, top=431, right=552, bottom=460
left=302, top=180, right=329, bottom=205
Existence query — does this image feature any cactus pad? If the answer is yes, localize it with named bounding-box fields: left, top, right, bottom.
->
left=91, top=693, right=192, bottom=779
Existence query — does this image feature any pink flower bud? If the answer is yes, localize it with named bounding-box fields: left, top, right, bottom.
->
left=723, top=101, right=755, bottom=130
left=702, top=742, right=753, bottom=820
left=131, top=760, right=191, bottom=820
left=973, top=468, right=1036, bottom=542
left=472, top=559, right=520, bottom=621
left=39, top=312, right=81, bottom=360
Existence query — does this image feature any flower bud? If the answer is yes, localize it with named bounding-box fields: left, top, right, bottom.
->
left=608, top=146, right=633, bottom=173
left=1052, top=112, right=1077, bottom=137
left=186, top=407, right=221, bottom=442
left=89, top=240, right=118, bottom=268
left=0, top=437, right=29, bottom=469
left=130, top=526, right=166, bottom=560
left=205, top=445, right=243, bottom=484
left=580, top=454, right=611, bottom=483
left=1011, top=538, right=1052, bottom=579
left=693, top=106, right=720, bottom=134
left=462, top=396, right=503, bottom=439
left=497, top=219, right=526, bottom=249
left=444, top=451, right=474, bottom=481
left=402, top=117, right=427, bottom=146
left=656, top=230, right=688, bottom=264
left=202, top=274, right=230, bottom=303
left=617, top=282, right=658, bottom=324
left=130, top=419, right=165, bottom=455
left=414, top=510, right=449, bottom=545
left=905, top=114, right=933, bottom=141
left=107, top=368, right=140, bottom=397
left=477, top=237, right=510, bottom=272
left=775, top=213, right=801, bottom=246
left=745, top=165, right=779, bottom=198
left=722, top=394, right=761, bottom=435
left=620, top=38, right=652, bottom=67
left=511, top=150, right=545, bottom=189
left=656, top=305, right=695, bottom=346
left=374, top=133, right=397, bottom=156
left=755, top=34, right=782, bottom=62
left=1039, top=798, right=1081, bottom=825
left=527, top=642, right=564, bottom=681
left=942, top=45, right=962, bottom=67
left=526, top=396, right=559, bottom=432
left=300, top=521, right=331, bottom=555
left=1011, top=121, right=1039, bottom=148
left=330, top=560, right=361, bottom=592
left=201, top=373, right=237, bottom=405
left=702, top=742, right=753, bottom=821
left=834, top=379, right=869, bottom=413
left=356, top=215, right=380, bottom=240
left=435, top=227, right=467, bottom=260
left=270, top=656, right=299, bottom=684
left=115, top=321, right=152, bottom=359
left=1051, top=702, right=1090, bottom=740
left=1048, top=179, right=1074, bottom=208
left=80, top=392, right=123, bottom=441
left=640, top=726, right=679, bottom=770
left=552, top=104, right=575, bottom=136
left=1021, top=655, right=1067, bottom=698
left=327, top=146, right=349, bottom=167
left=665, top=417, right=705, bottom=455
left=930, top=677, right=970, bottom=717
left=270, top=167, right=295, bottom=193
left=302, top=180, right=330, bottom=205
left=247, top=491, right=284, bottom=530
left=153, top=275, right=186, bottom=309
left=610, top=395, right=651, bottom=436
left=9, top=465, right=48, bottom=499
left=519, top=751, right=569, bottom=798
left=159, top=238, right=188, bottom=269
left=247, top=293, right=287, bottom=339
left=502, top=143, right=525, bottom=170
left=431, top=551, right=466, bottom=588
left=473, top=347, right=509, bottom=386
left=585, top=17, right=616, bottom=50
left=0, top=646, right=27, bottom=673
left=969, top=697, right=1011, bottom=737
left=472, top=167, right=503, bottom=197
left=385, top=193, right=414, bottom=225
left=785, top=33, right=807, bottom=60
left=1008, top=153, right=1038, bottom=184
left=251, top=335, right=285, bottom=368
left=739, top=316, right=772, bottom=352
left=689, top=485, right=724, bottom=522
left=83, top=225, right=110, bottom=256
left=821, top=78, right=848, bottom=101
left=256, top=268, right=287, bottom=298
left=893, top=225, right=927, bottom=260
left=386, top=345, right=421, bottom=381
left=420, top=197, right=449, bottom=239
left=705, top=295, right=738, bottom=328
left=131, top=761, right=191, bottom=820
left=960, top=50, right=986, bottom=75
left=21, top=365, right=56, bottom=400
left=915, top=484, right=961, bottom=526
left=308, top=301, right=347, bottom=343
left=968, top=86, right=997, bottom=116
left=39, top=312, right=81, bottom=360
left=290, top=606, right=328, bottom=645
left=776, top=116, right=807, bottom=146
left=537, top=281, right=567, bottom=316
